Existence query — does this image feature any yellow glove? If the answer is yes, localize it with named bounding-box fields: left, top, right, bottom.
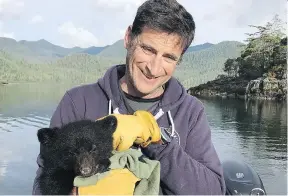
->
left=98, top=110, right=161, bottom=152
left=133, top=110, right=161, bottom=147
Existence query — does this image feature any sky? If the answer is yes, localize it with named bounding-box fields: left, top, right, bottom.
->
left=1, top=0, right=287, bottom=48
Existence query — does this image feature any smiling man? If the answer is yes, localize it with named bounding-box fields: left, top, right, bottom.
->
left=33, top=0, right=225, bottom=195
left=120, top=26, right=182, bottom=100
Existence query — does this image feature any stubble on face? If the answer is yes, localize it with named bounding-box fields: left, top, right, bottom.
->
left=120, top=27, right=183, bottom=99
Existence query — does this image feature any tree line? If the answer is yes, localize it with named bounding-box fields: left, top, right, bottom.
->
left=222, top=15, right=287, bottom=80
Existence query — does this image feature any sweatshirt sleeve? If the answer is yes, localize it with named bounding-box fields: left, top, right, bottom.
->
left=32, top=91, right=82, bottom=195
left=141, top=107, right=226, bottom=195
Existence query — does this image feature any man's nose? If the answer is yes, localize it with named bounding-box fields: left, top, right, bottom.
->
left=146, top=55, right=162, bottom=76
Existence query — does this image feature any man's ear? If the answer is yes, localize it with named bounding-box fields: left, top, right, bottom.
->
left=124, top=25, right=132, bottom=49
left=37, top=127, right=57, bottom=145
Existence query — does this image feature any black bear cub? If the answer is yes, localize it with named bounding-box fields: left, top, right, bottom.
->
left=36, top=115, right=117, bottom=195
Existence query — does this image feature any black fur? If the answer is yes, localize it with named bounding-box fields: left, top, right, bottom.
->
left=36, top=116, right=117, bottom=195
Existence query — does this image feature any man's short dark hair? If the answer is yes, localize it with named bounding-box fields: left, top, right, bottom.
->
left=130, top=0, right=196, bottom=54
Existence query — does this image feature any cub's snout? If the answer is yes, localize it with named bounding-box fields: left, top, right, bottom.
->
left=76, top=151, right=97, bottom=177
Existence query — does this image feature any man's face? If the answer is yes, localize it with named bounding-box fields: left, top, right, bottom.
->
left=124, top=27, right=183, bottom=97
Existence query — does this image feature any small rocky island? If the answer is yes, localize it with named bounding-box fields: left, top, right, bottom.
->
left=188, top=18, right=287, bottom=101
left=188, top=72, right=287, bottom=101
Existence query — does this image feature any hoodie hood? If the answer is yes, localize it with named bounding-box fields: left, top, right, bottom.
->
left=98, top=64, right=187, bottom=115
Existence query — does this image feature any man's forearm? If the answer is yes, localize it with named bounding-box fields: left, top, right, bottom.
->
left=146, top=139, right=225, bottom=195
left=142, top=135, right=225, bottom=195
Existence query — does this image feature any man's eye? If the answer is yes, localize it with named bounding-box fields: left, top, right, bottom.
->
left=165, top=56, right=177, bottom=62
left=141, top=46, right=154, bottom=54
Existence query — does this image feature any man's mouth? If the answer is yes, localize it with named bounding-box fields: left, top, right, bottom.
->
left=141, top=70, right=157, bottom=80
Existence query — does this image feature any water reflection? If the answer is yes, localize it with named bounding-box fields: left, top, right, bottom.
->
left=199, top=97, right=287, bottom=195
left=0, top=83, right=75, bottom=194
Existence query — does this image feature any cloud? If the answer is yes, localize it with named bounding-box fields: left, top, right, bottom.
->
left=5, top=0, right=286, bottom=47
left=0, top=0, right=24, bottom=20
left=200, top=0, right=286, bottom=28
left=93, top=0, right=145, bottom=12
left=58, top=21, right=99, bottom=48
left=29, top=15, right=44, bottom=24
left=120, top=29, right=126, bottom=36
left=0, top=21, right=14, bottom=38
left=1, top=31, right=14, bottom=38
left=178, top=0, right=286, bottom=45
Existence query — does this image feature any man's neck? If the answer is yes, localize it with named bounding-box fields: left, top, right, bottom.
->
left=119, top=75, right=164, bottom=99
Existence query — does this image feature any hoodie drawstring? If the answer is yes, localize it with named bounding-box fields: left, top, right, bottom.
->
left=108, top=99, right=176, bottom=143
left=167, top=110, right=175, bottom=137
left=108, top=100, right=119, bottom=115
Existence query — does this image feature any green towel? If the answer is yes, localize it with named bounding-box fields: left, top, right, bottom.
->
left=74, top=148, right=161, bottom=195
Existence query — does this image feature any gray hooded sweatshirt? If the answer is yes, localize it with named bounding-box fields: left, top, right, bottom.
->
left=32, top=64, right=225, bottom=195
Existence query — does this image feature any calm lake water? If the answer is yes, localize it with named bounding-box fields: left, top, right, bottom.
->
left=0, top=83, right=287, bottom=195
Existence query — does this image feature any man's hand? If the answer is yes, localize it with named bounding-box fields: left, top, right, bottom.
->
left=132, top=110, right=161, bottom=147
left=98, top=110, right=161, bottom=151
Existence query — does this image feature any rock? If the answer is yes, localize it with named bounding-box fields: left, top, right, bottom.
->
left=263, top=77, right=279, bottom=91
left=263, top=73, right=268, bottom=77
left=282, top=72, right=287, bottom=79
left=246, top=78, right=263, bottom=95
left=245, top=77, right=287, bottom=101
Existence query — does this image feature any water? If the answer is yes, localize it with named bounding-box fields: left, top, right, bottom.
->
left=0, top=83, right=287, bottom=195
left=202, top=97, right=287, bottom=195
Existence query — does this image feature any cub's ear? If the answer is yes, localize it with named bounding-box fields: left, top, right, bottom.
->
left=37, top=127, right=57, bottom=145
left=97, top=115, right=118, bottom=129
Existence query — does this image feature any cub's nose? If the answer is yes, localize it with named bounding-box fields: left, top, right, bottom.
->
left=80, top=167, right=92, bottom=176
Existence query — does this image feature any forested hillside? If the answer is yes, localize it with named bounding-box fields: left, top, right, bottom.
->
left=175, top=41, right=244, bottom=87
left=0, top=51, right=123, bottom=83
left=0, top=40, right=243, bottom=86
left=185, top=42, right=214, bottom=52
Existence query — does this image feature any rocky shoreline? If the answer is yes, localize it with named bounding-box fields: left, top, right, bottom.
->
left=187, top=75, right=287, bottom=101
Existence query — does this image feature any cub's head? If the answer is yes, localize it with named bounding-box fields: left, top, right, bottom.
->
left=37, top=116, right=117, bottom=177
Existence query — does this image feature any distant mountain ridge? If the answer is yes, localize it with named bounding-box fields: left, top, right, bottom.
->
left=0, top=37, right=214, bottom=62
left=186, top=42, right=214, bottom=52
left=0, top=37, right=108, bottom=62
left=81, top=46, right=110, bottom=55
left=96, top=39, right=214, bottom=59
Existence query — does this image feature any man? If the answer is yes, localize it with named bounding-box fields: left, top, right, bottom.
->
left=33, top=0, right=225, bottom=195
